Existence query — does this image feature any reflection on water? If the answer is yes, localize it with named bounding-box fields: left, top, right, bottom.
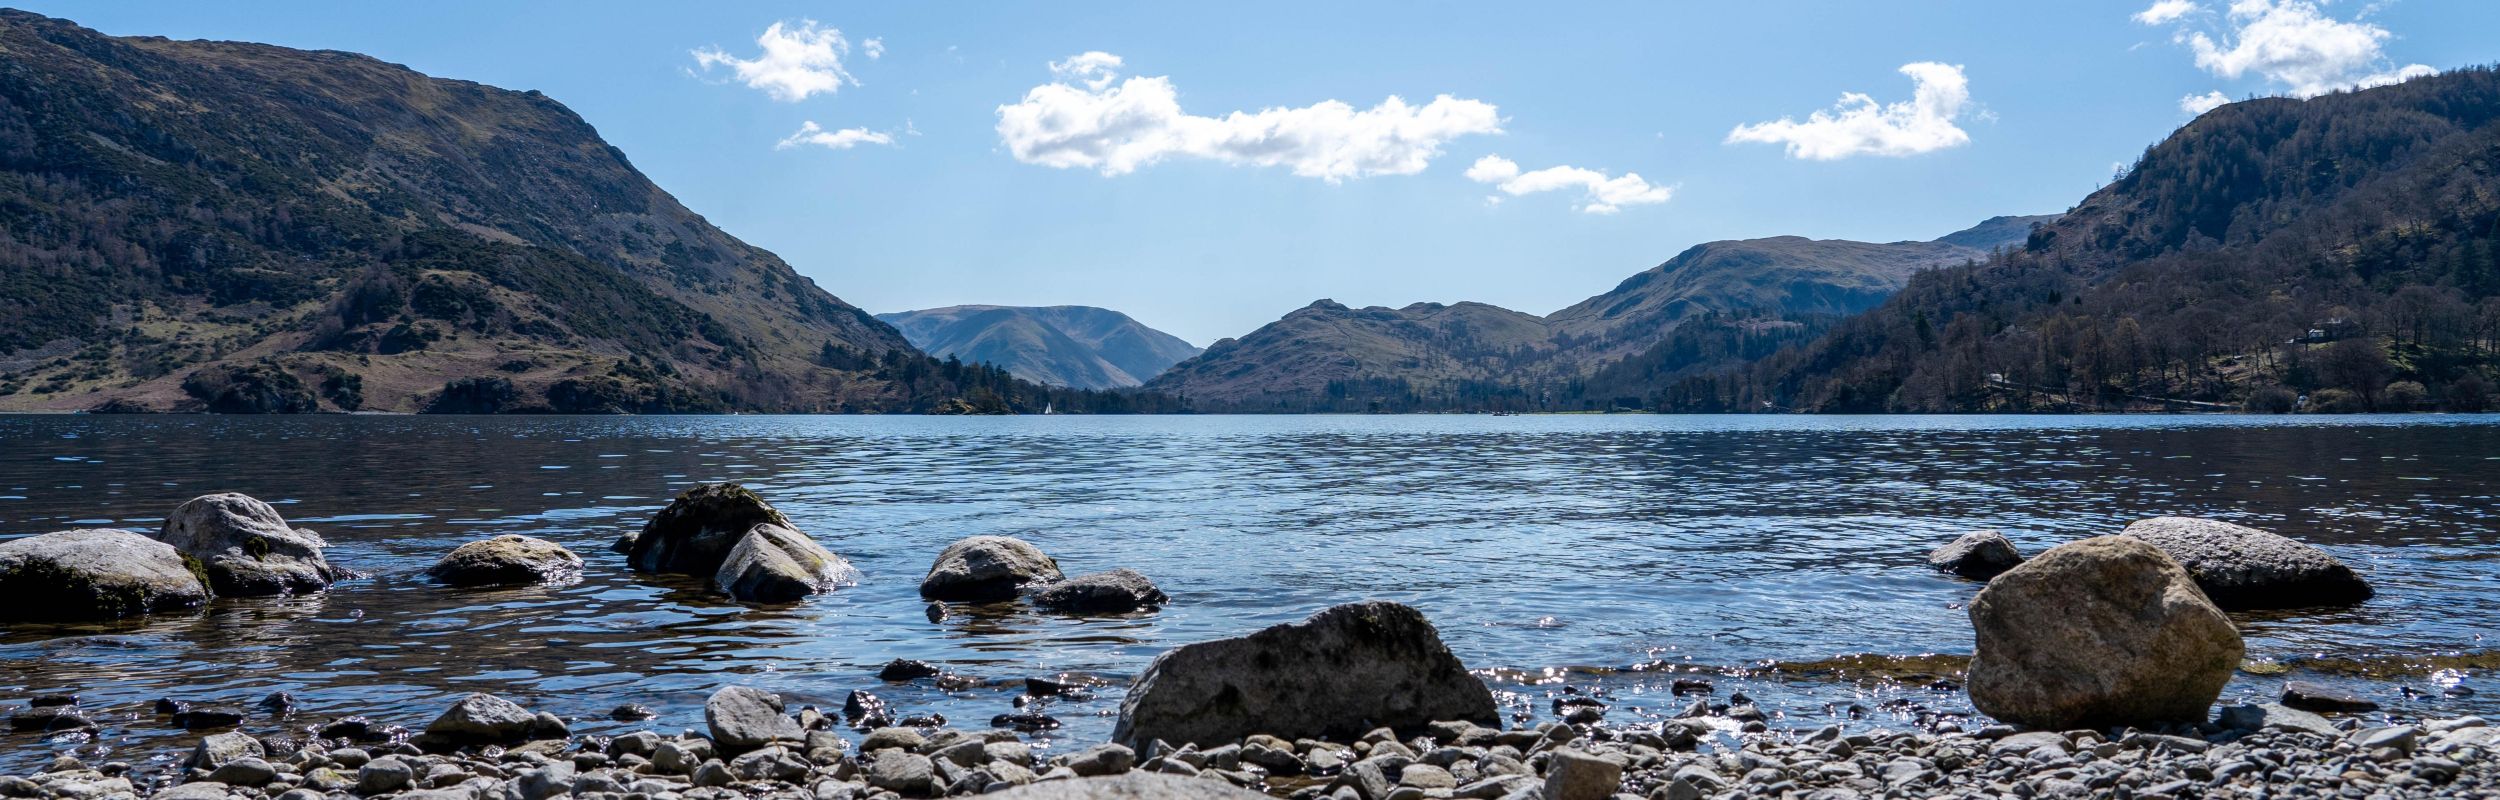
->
left=0, top=414, right=2495, bottom=767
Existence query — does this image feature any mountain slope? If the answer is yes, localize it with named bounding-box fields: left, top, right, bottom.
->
left=1665, top=69, right=2500, bottom=413
left=1144, top=217, right=2048, bottom=411
left=876, top=305, right=1200, bottom=390
left=0, top=10, right=1163, bottom=414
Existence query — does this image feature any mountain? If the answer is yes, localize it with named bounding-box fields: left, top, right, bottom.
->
left=0, top=11, right=1167, bottom=415
left=1546, top=216, right=2050, bottom=360
left=1144, top=217, right=2049, bottom=412
left=1661, top=68, right=2500, bottom=413
left=1145, top=300, right=1566, bottom=411
left=876, top=305, right=1200, bottom=390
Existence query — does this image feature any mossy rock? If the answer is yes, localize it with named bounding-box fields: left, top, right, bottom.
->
left=0, top=529, right=211, bottom=621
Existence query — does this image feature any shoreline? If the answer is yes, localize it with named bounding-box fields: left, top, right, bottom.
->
left=5, top=689, right=2492, bottom=800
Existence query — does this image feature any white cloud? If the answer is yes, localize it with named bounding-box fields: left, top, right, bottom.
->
left=995, top=53, right=1503, bottom=183
left=1048, top=51, right=1125, bottom=91
left=1725, top=62, right=1973, bottom=161
left=2167, top=0, right=2432, bottom=97
left=1465, top=155, right=1672, bottom=215
left=776, top=121, right=895, bottom=150
left=692, top=20, right=857, bottom=102
left=863, top=38, right=885, bottom=60
left=2179, top=90, right=2233, bottom=114
left=2134, top=0, right=2200, bottom=25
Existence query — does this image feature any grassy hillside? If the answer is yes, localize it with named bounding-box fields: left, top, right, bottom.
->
left=0, top=10, right=1167, bottom=414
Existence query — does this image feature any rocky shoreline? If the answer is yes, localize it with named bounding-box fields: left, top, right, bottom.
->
left=1, top=484, right=2490, bottom=798
left=2, top=688, right=2493, bottom=800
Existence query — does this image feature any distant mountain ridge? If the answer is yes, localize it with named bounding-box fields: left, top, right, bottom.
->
left=876, top=305, right=1200, bottom=390
left=1144, top=216, right=2051, bottom=411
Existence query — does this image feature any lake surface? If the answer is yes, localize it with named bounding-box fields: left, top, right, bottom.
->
left=0, top=413, right=2495, bottom=770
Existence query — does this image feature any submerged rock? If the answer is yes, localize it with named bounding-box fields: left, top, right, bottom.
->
left=171, top=706, right=247, bottom=729
left=1928, top=530, right=2023, bottom=580
left=713, top=523, right=859, bottom=603
left=1030, top=568, right=1168, bottom=613
left=426, top=535, right=583, bottom=586
left=1966, top=536, right=2242, bottom=730
left=0, top=528, right=211, bottom=621
left=919, top=536, right=1062, bottom=601
left=2121, top=516, right=2373, bottom=610
left=155, top=493, right=344, bottom=596
left=7, top=706, right=94, bottom=732
left=1112, top=600, right=1498, bottom=748
left=877, top=659, right=943, bottom=682
left=2283, top=681, right=2381, bottom=713
left=706, top=686, right=805, bottom=752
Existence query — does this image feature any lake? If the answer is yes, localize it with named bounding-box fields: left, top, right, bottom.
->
left=0, top=413, right=2494, bottom=770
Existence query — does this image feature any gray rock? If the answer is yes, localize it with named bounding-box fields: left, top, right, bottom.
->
left=0, top=529, right=211, bottom=621
left=190, top=732, right=265, bottom=770
left=1966, top=536, right=2241, bottom=730
left=149, top=783, right=234, bottom=800
left=2281, top=680, right=2379, bottom=712
left=918, top=536, right=1062, bottom=601
left=1064, top=743, right=1137, bottom=777
left=206, top=758, right=277, bottom=787
left=1542, top=749, right=1623, bottom=800
left=1030, top=569, right=1169, bottom=613
left=515, top=763, right=574, bottom=800
left=426, top=535, right=582, bottom=586
left=155, top=493, right=342, bottom=596
left=423, top=693, right=540, bottom=744
left=706, top=685, right=806, bottom=752
left=867, top=753, right=937, bottom=795
left=626, top=483, right=791, bottom=576
left=2354, top=725, right=2418, bottom=754
left=728, top=746, right=811, bottom=782
left=1928, top=530, right=2023, bottom=580
left=355, top=758, right=414, bottom=795
left=981, top=773, right=1269, bottom=799
left=711, top=523, right=859, bottom=603
left=2216, top=703, right=2339, bottom=737
left=1113, top=601, right=1499, bottom=748
left=2120, top=516, right=2373, bottom=609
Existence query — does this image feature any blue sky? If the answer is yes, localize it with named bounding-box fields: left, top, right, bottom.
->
left=26, top=1, right=2500, bottom=345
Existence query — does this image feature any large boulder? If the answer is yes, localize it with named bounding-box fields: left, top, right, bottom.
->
left=155, top=493, right=343, bottom=596
left=626, top=484, right=789, bottom=576
left=1111, top=601, right=1498, bottom=748
left=2121, top=517, right=2373, bottom=609
left=706, top=686, right=804, bottom=752
left=0, top=529, right=211, bottom=621
left=426, top=535, right=583, bottom=587
left=983, top=773, right=1268, bottom=799
left=712, top=523, right=860, bottom=603
left=1928, top=530, right=2023, bottom=580
left=919, top=536, right=1062, bottom=601
left=1031, top=568, right=1168, bottom=613
left=1967, top=536, right=2242, bottom=730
